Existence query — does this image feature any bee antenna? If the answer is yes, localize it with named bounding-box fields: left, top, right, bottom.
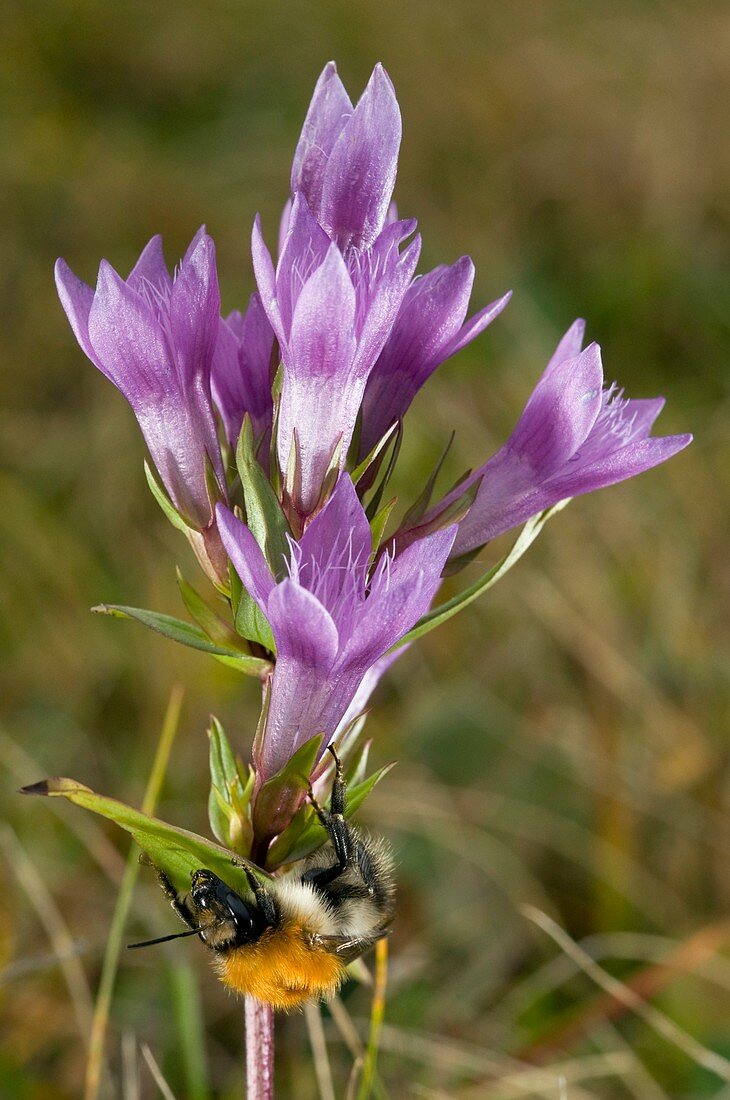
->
left=127, top=927, right=202, bottom=950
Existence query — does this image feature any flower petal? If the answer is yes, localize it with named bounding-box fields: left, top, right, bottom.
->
left=345, top=525, right=456, bottom=671
left=127, top=234, right=171, bottom=293
left=169, top=232, right=220, bottom=387
left=320, top=63, right=402, bottom=250
left=276, top=192, right=331, bottom=334
left=507, top=343, right=604, bottom=476
left=252, top=214, right=285, bottom=347
left=291, top=61, right=353, bottom=218
left=216, top=504, right=276, bottom=608
left=54, top=259, right=99, bottom=369
left=300, top=474, right=372, bottom=567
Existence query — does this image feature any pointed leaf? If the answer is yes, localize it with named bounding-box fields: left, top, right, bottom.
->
left=236, top=415, right=291, bottom=575
left=176, top=569, right=248, bottom=651
left=401, top=432, right=455, bottom=528
left=393, top=500, right=570, bottom=649
left=20, top=778, right=270, bottom=894
left=92, top=603, right=272, bottom=677
left=351, top=421, right=399, bottom=486
left=369, top=497, right=396, bottom=560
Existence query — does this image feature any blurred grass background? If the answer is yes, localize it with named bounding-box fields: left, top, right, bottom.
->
left=1, top=0, right=729, bottom=1096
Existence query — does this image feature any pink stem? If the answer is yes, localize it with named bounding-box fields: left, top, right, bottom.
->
left=245, top=996, right=275, bottom=1099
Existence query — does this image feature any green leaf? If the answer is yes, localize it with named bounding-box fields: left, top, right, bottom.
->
left=20, top=778, right=269, bottom=893
left=92, top=603, right=272, bottom=677
left=235, top=415, right=291, bottom=574
left=351, top=422, right=399, bottom=487
left=234, top=589, right=276, bottom=654
left=365, top=421, right=403, bottom=521
left=369, top=497, right=396, bottom=559
left=393, top=501, right=570, bottom=649
left=207, top=717, right=253, bottom=853
left=400, top=432, right=456, bottom=528
left=144, top=460, right=194, bottom=533
left=266, top=761, right=396, bottom=868
left=176, top=569, right=248, bottom=652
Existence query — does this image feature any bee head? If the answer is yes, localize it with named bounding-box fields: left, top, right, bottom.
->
left=190, top=869, right=259, bottom=946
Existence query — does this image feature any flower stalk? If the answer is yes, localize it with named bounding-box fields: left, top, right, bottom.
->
left=245, top=996, right=275, bottom=1100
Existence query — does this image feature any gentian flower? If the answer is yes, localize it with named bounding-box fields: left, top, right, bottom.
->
left=406, top=320, right=692, bottom=559
left=290, top=61, right=401, bottom=251
left=55, top=231, right=227, bottom=555
left=359, top=259, right=512, bottom=457
left=212, top=291, right=275, bottom=454
left=216, top=476, right=455, bottom=784
left=253, top=194, right=420, bottom=520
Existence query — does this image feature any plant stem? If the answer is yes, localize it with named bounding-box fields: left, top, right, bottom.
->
left=245, top=996, right=275, bottom=1099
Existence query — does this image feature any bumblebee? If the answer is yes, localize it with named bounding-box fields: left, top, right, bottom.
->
left=129, top=748, right=394, bottom=1010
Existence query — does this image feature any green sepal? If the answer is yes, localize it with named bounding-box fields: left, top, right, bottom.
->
left=20, top=777, right=269, bottom=894
left=235, top=415, right=291, bottom=575
left=207, top=717, right=254, bottom=855
left=350, top=422, right=399, bottom=487
left=176, top=568, right=248, bottom=653
left=393, top=500, right=570, bottom=650
left=92, top=603, right=272, bottom=678
left=400, top=432, right=456, bottom=528
left=252, top=733, right=323, bottom=848
left=144, top=461, right=194, bottom=534
left=266, top=761, right=396, bottom=869
left=369, top=497, right=396, bottom=560
left=365, top=421, right=403, bottom=521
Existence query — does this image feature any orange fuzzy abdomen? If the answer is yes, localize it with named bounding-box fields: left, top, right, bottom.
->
left=214, top=924, right=346, bottom=1011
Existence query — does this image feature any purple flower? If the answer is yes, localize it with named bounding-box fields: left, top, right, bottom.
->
left=413, top=321, right=692, bottom=559
left=212, top=292, right=275, bottom=454
left=55, top=230, right=225, bottom=531
left=291, top=61, right=401, bottom=251
left=216, top=476, right=455, bottom=783
left=253, top=194, right=420, bottom=519
left=359, top=259, right=512, bottom=457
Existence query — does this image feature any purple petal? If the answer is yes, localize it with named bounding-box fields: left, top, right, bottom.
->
left=622, top=397, right=666, bottom=440
left=320, top=63, right=402, bottom=250
left=545, top=433, right=693, bottom=501
left=258, top=580, right=340, bottom=777
left=508, top=343, right=604, bottom=477
left=300, top=474, right=372, bottom=567
left=55, top=259, right=98, bottom=368
left=352, top=233, right=421, bottom=378
left=212, top=294, right=275, bottom=448
left=169, top=232, right=220, bottom=387
left=279, top=246, right=357, bottom=512
left=543, top=318, right=586, bottom=379
left=344, top=525, right=456, bottom=671
left=216, top=504, right=276, bottom=606
left=276, top=192, right=331, bottom=334
left=441, top=289, right=512, bottom=360
left=88, top=260, right=174, bottom=395
left=291, top=61, right=353, bottom=218
left=127, top=235, right=171, bottom=293
left=251, top=214, right=285, bottom=346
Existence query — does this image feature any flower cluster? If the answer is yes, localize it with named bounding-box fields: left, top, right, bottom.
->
left=56, top=62, right=691, bottom=863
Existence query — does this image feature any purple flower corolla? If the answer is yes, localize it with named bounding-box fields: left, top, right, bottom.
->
left=253, top=194, right=420, bottom=518
left=359, top=258, right=512, bottom=457
left=414, top=321, right=692, bottom=559
left=291, top=61, right=401, bottom=251
left=212, top=292, right=275, bottom=453
left=216, top=476, right=455, bottom=783
left=55, top=230, right=225, bottom=531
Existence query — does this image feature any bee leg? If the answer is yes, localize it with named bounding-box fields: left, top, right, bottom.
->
left=303, top=746, right=353, bottom=888
left=231, top=859, right=279, bottom=927
left=155, top=867, right=197, bottom=930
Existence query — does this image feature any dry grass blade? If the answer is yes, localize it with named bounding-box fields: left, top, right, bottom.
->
left=521, top=906, right=730, bottom=1082
left=304, top=1001, right=336, bottom=1100
left=357, top=937, right=389, bottom=1100
left=141, top=1043, right=179, bottom=1100
left=0, top=824, right=94, bottom=1045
